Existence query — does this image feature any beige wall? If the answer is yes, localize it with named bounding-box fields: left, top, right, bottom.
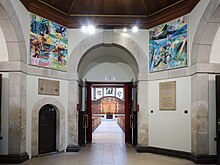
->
left=26, top=75, right=69, bottom=158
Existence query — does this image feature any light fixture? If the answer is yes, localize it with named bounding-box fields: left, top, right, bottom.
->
left=81, top=26, right=87, bottom=33
left=132, top=26, right=138, bottom=33
left=81, top=25, right=96, bottom=34
left=123, top=27, right=127, bottom=33
left=88, top=25, right=95, bottom=34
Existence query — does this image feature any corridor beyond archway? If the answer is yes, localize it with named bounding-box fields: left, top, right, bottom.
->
left=93, top=119, right=125, bottom=144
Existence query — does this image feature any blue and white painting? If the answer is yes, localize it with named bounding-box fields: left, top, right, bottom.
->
left=149, top=16, right=187, bottom=72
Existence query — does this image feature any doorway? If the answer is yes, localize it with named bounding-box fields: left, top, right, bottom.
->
left=39, top=104, right=56, bottom=154
left=91, top=86, right=125, bottom=144
left=78, top=82, right=137, bottom=146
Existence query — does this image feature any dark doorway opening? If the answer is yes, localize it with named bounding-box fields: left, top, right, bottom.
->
left=39, top=104, right=56, bottom=154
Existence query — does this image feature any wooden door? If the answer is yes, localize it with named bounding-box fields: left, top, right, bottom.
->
left=78, top=80, right=86, bottom=146
left=86, top=82, right=92, bottom=143
left=216, top=76, right=220, bottom=163
left=132, top=81, right=138, bottom=146
left=124, top=82, right=138, bottom=145
left=125, top=83, right=132, bottom=143
left=39, top=104, right=56, bottom=154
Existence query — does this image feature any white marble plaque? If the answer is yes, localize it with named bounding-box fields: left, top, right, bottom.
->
left=159, top=81, right=176, bottom=110
left=38, top=78, right=60, bottom=96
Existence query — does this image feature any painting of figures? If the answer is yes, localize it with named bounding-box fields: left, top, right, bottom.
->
left=30, top=13, right=68, bottom=71
left=149, top=16, right=187, bottom=72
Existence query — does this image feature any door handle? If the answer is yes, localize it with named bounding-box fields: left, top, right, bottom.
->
left=83, top=114, right=88, bottom=128
left=130, top=114, right=136, bottom=128
left=218, top=119, right=220, bottom=131
left=133, top=114, right=136, bottom=128
left=130, top=115, right=134, bottom=128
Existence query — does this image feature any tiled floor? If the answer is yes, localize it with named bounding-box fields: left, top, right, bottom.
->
left=1, top=119, right=215, bottom=165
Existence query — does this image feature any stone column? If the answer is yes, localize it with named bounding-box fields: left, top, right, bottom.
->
left=191, top=73, right=209, bottom=155
left=7, top=72, right=28, bottom=162
left=66, top=80, right=79, bottom=152
left=137, top=80, right=148, bottom=147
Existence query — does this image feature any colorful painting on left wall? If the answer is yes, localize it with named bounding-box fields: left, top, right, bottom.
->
left=30, top=13, right=68, bottom=71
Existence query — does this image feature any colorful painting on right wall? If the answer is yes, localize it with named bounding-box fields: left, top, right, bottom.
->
left=149, top=16, right=187, bottom=72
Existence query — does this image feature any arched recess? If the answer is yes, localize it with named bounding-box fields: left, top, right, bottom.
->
left=31, top=98, right=65, bottom=157
left=68, top=31, right=148, bottom=78
left=190, top=0, right=220, bottom=156
left=67, top=31, right=149, bottom=148
left=0, top=1, right=26, bottom=62
left=78, top=45, right=138, bottom=81
left=191, top=0, right=220, bottom=64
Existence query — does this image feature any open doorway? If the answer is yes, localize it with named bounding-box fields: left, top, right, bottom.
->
left=81, top=82, right=137, bottom=146
left=91, top=86, right=125, bottom=144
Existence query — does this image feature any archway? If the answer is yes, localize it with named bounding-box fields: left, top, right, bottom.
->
left=0, top=1, right=26, bottom=62
left=190, top=0, right=220, bottom=159
left=68, top=31, right=148, bottom=75
left=78, top=45, right=138, bottom=81
left=32, top=98, right=65, bottom=157
left=68, top=31, right=145, bottom=149
left=66, top=30, right=149, bottom=150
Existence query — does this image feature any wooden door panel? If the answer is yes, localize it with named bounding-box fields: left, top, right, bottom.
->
left=78, top=111, right=86, bottom=146
left=132, top=81, right=138, bottom=146
left=86, top=82, right=92, bottom=143
left=133, top=111, right=138, bottom=146
left=125, top=83, right=132, bottom=143
left=39, top=105, right=56, bottom=154
left=78, top=80, right=86, bottom=146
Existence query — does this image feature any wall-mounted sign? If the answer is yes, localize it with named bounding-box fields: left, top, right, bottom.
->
left=105, top=75, right=115, bottom=81
left=38, top=78, right=60, bottom=96
left=159, top=81, right=176, bottom=110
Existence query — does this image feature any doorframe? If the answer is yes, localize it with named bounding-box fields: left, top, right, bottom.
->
left=31, top=98, right=65, bottom=157
left=85, top=81, right=134, bottom=144
left=216, top=75, right=220, bottom=164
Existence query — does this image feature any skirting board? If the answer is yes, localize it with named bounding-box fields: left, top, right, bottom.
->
left=135, top=146, right=217, bottom=164
left=0, top=152, right=29, bottom=163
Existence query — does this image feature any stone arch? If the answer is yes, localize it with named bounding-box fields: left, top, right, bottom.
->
left=68, top=31, right=148, bottom=78
left=191, top=0, right=220, bottom=64
left=0, top=0, right=26, bottom=62
left=31, top=98, right=65, bottom=157
left=77, top=44, right=139, bottom=80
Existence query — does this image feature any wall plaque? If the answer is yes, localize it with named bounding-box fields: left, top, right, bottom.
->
left=38, top=78, right=60, bottom=96
left=159, top=81, right=176, bottom=110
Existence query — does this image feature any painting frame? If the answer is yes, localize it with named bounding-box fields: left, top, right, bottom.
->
left=149, top=15, right=188, bottom=72
left=30, top=13, right=68, bottom=71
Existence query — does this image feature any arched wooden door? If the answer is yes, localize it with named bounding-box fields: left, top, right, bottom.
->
left=39, top=104, right=56, bottom=154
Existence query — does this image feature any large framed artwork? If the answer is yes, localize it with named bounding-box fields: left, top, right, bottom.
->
left=149, top=16, right=187, bottom=72
left=30, top=13, right=68, bottom=71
